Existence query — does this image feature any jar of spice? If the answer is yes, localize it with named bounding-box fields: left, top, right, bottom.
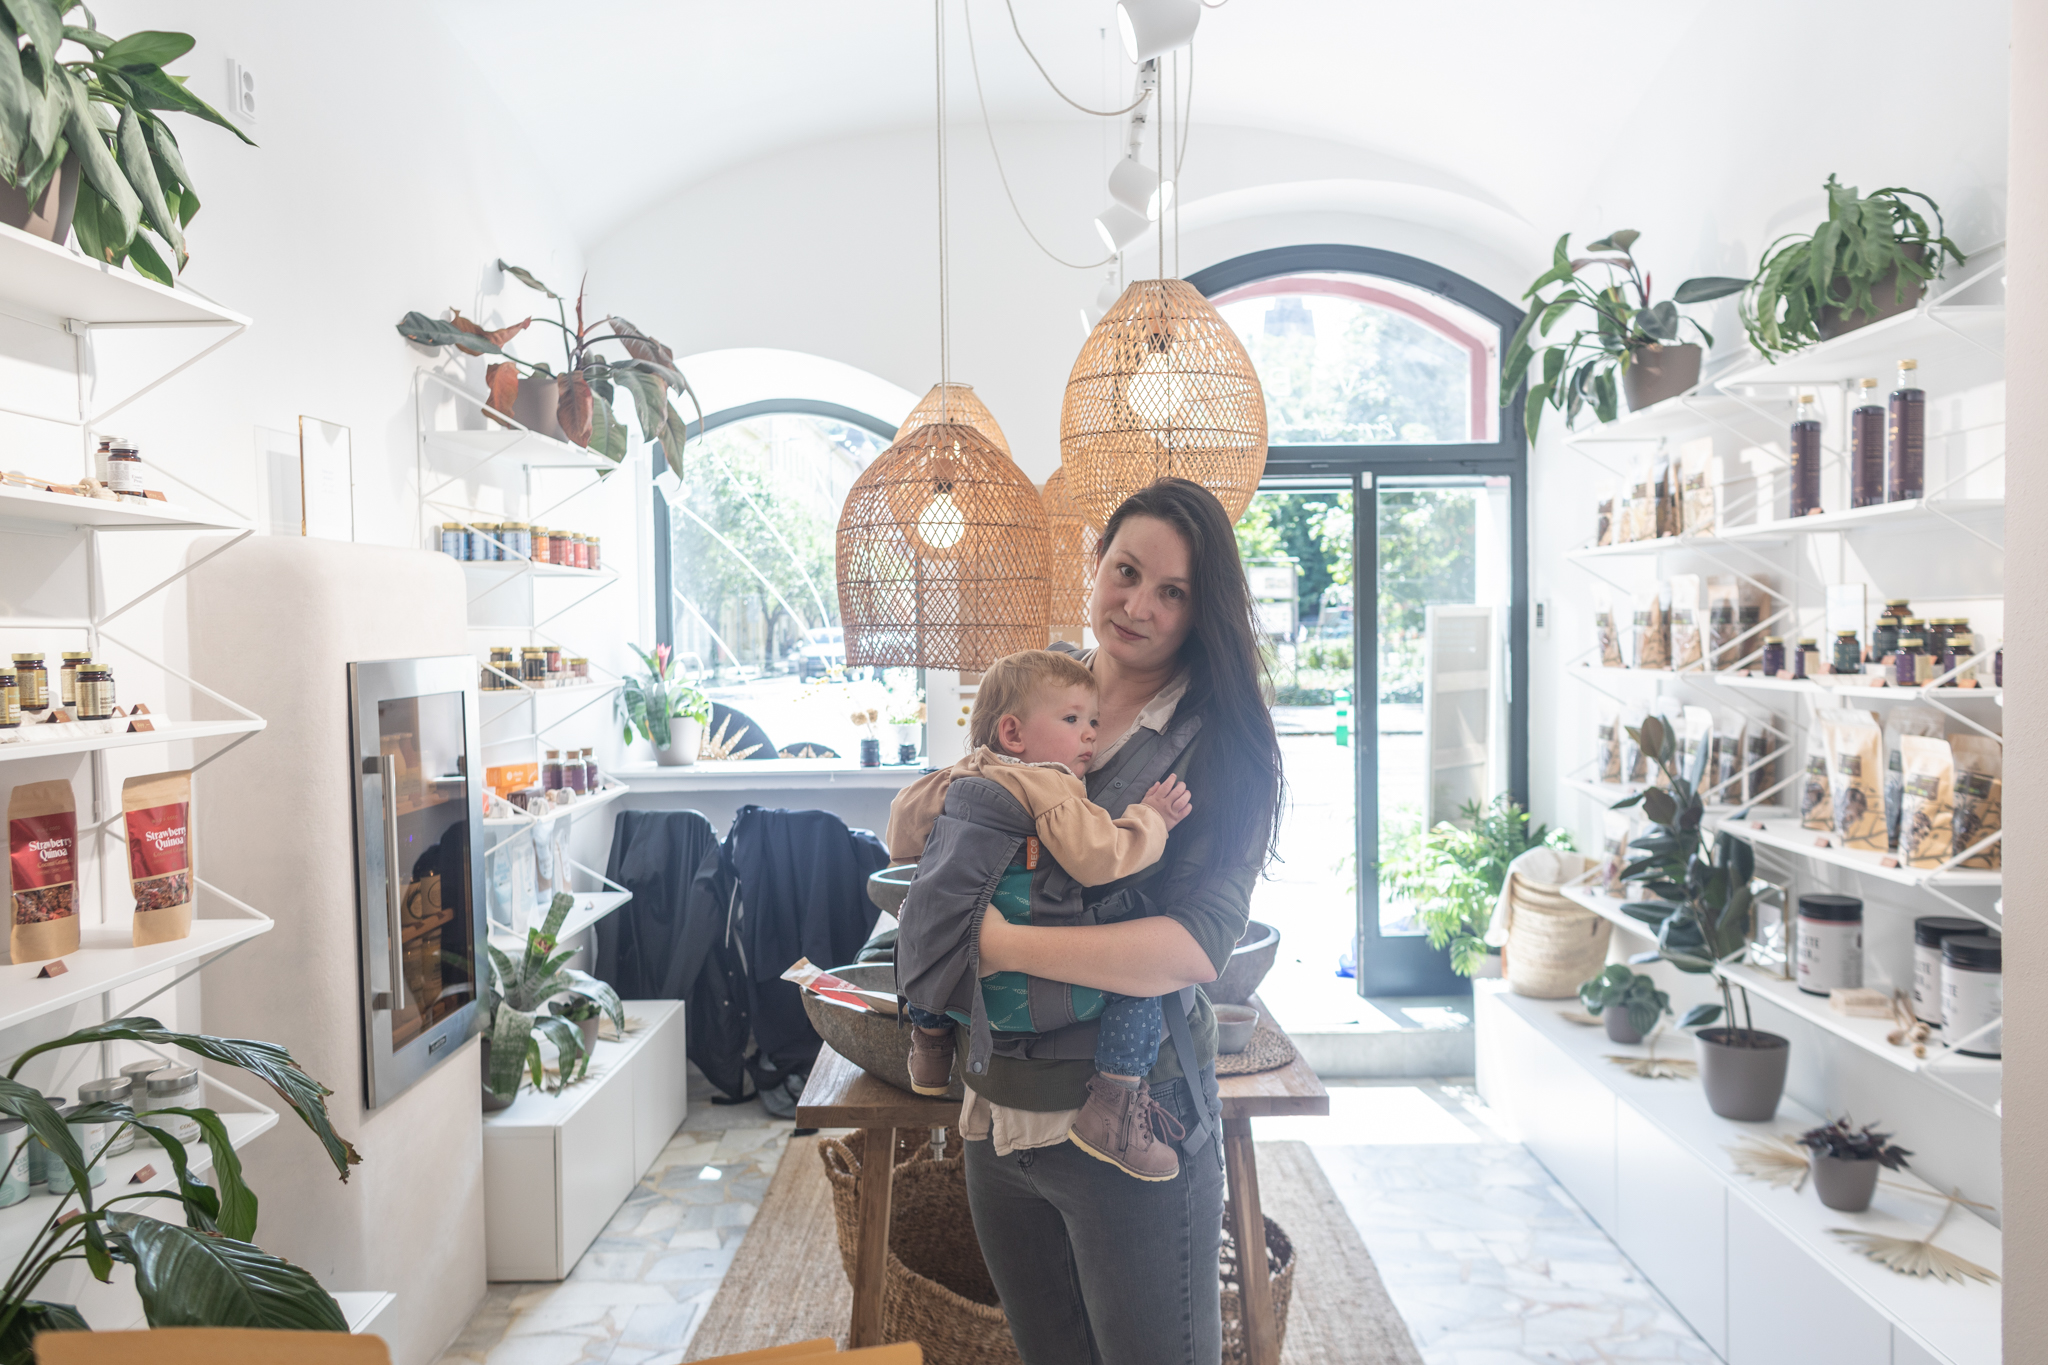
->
left=564, top=751, right=587, bottom=795
left=1831, top=630, right=1860, bottom=676
left=440, top=523, right=463, bottom=558
left=77, top=1076, right=137, bottom=1156
left=1911, top=917, right=1982, bottom=1024
left=142, top=1066, right=202, bottom=1145
left=11, top=654, right=47, bottom=712
left=1944, top=634, right=1975, bottom=686
left=587, top=536, right=601, bottom=572
left=543, top=645, right=563, bottom=675
left=1792, top=638, right=1820, bottom=681
left=93, top=436, right=113, bottom=484
left=1795, top=893, right=1863, bottom=996
left=1870, top=613, right=1901, bottom=659
left=58, top=652, right=92, bottom=706
left=76, top=663, right=114, bottom=721
left=106, top=440, right=144, bottom=497
left=487, top=646, right=515, bottom=690
left=1895, top=637, right=1930, bottom=687
left=521, top=647, right=547, bottom=683
left=531, top=527, right=551, bottom=564
left=1941, top=933, right=2002, bottom=1057
left=0, top=1117, right=25, bottom=1208
left=0, top=670, right=17, bottom=730
left=569, top=656, right=589, bottom=680
left=1761, top=636, right=1786, bottom=677
left=510, top=523, right=532, bottom=560
left=582, top=748, right=599, bottom=792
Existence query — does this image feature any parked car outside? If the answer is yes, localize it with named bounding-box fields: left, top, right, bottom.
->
left=796, top=626, right=846, bottom=680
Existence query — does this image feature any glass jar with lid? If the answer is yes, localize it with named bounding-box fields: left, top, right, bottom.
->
left=58, top=652, right=92, bottom=707
left=11, top=653, right=47, bottom=712
left=587, top=536, right=601, bottom=572
left=521, top=647, right=547, bottom=683
left=1896, top=637, right=1928, bottom=686
left=78, top=1076, right=137, bottom=1156
left=141, top=1065, right=201, bottom=1145
left=1944, top=633, right=1975, bottom=685
left=543, top=749, right=563, bottom=791
left=1760, top=636, right=1786, bottom=677
left=1791, top=637, right=1820, bottom=681
left=1831, top=630, right=1860, bottom=676
left=106, top=440, right=144, bottom=496
left=1871, top=613, right=1901, bottom=658
left=76, top=663, right=114, bottom=721
left=0, top=670, right=17, bottom=730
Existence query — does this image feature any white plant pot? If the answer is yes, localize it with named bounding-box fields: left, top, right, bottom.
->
left=654, top=717, right=702, bottom=767
left=893, top=724, right=920, bottom=750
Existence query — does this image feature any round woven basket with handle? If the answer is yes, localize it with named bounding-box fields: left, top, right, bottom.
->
left=1505, top=879, right=1614, bottom=998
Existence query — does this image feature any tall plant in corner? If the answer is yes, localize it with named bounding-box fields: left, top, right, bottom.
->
left=0, top=1016, right=359, bottom=1362
left=0, top=5, right=253, bottom=280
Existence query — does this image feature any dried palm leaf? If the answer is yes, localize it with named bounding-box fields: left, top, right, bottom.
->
left=1604, top=1029, right=1696, bottom=1079
left=1559, top=1010, right=1602, bottom=1027
left=1832, top=1193, right=2000, bottom=1285
left=1726, top=1134, right=1811, bottom=1190
left=701, top=716, right=764, bottom=762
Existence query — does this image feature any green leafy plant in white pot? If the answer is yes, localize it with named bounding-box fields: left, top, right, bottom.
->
left=616, top=643, right=710, bottom=767
left=482, top=893, right=625, bottom=1110
left=1382, top=794, right=1572, bottom=976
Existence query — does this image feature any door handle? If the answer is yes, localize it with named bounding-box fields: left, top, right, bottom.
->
left=363, top=754, right=407, bottom=1013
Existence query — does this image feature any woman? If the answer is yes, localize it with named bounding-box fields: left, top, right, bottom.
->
left=963, top=478, right=1284, bottom=1365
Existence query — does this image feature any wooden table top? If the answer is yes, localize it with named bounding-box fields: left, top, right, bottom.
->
left=796, top=998, right=1329, bottom=1127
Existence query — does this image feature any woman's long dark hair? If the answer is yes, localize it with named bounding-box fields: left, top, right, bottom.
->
left=1099, top=479, right=1284, bottom=871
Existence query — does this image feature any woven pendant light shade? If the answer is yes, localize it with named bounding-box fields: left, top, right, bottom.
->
left=1041, top=466, right=1098, bottom=632
left=1059, top=278, right=1268, bottom=529
left=836, top=421, right=1052, bottom=671
left=897, top=382, right=1011, bottom=456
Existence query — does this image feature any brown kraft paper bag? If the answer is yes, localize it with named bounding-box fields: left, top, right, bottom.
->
left=1825, top=709, right=1885, bottom=850
left=1898, top=735, right=1954, bottom=869
left=1949, top=735, right=2002, bottom=870
left=9, top=780, right=80, bottom=964
left=124, top=771, right=194, bottom=946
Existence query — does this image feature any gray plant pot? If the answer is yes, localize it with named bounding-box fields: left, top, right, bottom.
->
left=1209, top=921, right=1280, bottom=1006
left=868, top=864, right=917, bottom=918
left=480, top=1038, right=515, bottom=1113
left=511, top=374, right=565, bottom=440
left=577, top=1016, right=601, bottom=1055
left=1604, top=1010, right=1644, bottom=1045
left=1623, top=343, right=1702, bottom=412
left=1818, top=245, right=1926, bottom=340
left=1811, top=1153, right=1881, bottom=1212
left=0, top=154, right=79, bottom=244
left=1696, top=1028, right=1789, bottom=1121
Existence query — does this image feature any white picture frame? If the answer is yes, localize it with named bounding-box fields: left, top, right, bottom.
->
left=298, top=415, right=354, bottom=542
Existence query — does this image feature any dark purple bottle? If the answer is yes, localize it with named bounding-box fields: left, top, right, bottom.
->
left=1791, top=393, right=1823, bottom=518
left=1888, top=359, right=1924, bottom=502
left=1850, top=378, right=1885, bottom=508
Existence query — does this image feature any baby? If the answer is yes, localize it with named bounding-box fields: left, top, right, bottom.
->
left=889, top=649, right=1194, bottom=1180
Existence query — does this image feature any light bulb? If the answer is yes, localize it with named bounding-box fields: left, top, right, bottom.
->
left=916, top=490, right=965, bottom=551
left=1126, top=349, right=1187, bottom=429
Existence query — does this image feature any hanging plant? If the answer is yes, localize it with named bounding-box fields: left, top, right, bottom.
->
left=395, top=262, right=696, bottom=471
left=0, top=6, right=254, bottom=279
left=1742, top=175, right=1966, bottom=359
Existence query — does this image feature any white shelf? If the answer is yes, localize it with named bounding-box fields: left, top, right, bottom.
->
left=1713, top=672, right=1826, bottom=697
left=0, top=1101, right=276, bottom=1269
left=1487, top=989, right=2001, bottom=1365
left=1714, top=815, right=2001, bottom=890
left=1563, top=388, right=1764, bottom=444
left=478, top=680, right=617, bottom=699
left=1718, top=497, right=2004, bottom=541
left=1719, top=961, right=2000, bottom=1081
left=1565, top=778, right=1786, bottom=820
left=1715, top=303, right=2006, bottom=391
left=425, top=427, right=621, bottom=472
left=0, top=484, right=247, bottom=531
left=1566, top=531, right=1786, bottom=561
left=0, top=221, right=249, bottom=328
left=460, top=559, right=615, bottom=579
left=1710, top=673, right=2002, bottom=707
left=488, top=889, right=631, bottom=953
left=0, top=917, right=274, bottom=1033
left=0, top=717, right=265, bottom=764
left=333, top=1292, right=396, bottom=1335
left=483, top=780, right=630, bottom=832
left=1567, top=663, right=1716, bottom=688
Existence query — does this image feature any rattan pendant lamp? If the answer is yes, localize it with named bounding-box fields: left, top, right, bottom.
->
left=835, top=1, right=1049, bottom=672
left=1040, top=466, right=1099, bottom=633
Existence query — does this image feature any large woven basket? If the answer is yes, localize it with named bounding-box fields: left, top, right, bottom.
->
left=819, top=1130, right=1297, bottom=1365
left=1505, top=880, right=1613, bottom=998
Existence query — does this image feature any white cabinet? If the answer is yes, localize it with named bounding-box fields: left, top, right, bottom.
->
left=1727, top=1197, right=1890, bottom=1365
left=483, top=999, right=687, bottom=1280
left=1616, top=1103, right=1727, bottom=1357
left=1479, top=983, right=1616, bottom=1231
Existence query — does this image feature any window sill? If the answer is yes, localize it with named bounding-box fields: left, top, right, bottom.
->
left=610, top=759, right=930, bottom=791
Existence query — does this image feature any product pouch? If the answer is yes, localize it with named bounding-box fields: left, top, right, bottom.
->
left=1632, top=584, right=1672, bottom=671
left=1678, top=439, right=1715, bottom=537
left=1798, top=728, right=1832, bottom=831
left=1629, top=456, right=1656, bottom=542
left=1653, top=452, right=1678, bottom=539
left=1950, top=734, right=2003, bottom=869
left=1596, top=597, right=1625, bottom=668
left=1898, top=735, right=1955, bottom=869
left=1677, top=706, right=1715, bottom=790
left=1745, top=728, right=1777, bottom=806
left=1735, top=577, right=1772, bottom=669
left=1823, top=708, right=1885, bottom=850
left=1882, top=705, right=1945, bottom=852
left=1619, top=704, right=1649, bottom=783
left=1596, top=485, right=1615, bottom=547
left=1710, top=713, right=1748, bottom=805
left=1669, top=574, right=1703, bottom=672
left=1706, top=577, right=1740, bottom=670
left=123, top=771, right=193, bottom=947
left=8, top=781, right=79, bottom=964
left=1598, top=811, right=1634, bottom=896
left=1595, top=704, right=1622, bottom=783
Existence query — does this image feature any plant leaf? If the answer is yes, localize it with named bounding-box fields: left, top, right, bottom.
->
left=452, top=309, right=532, bottom=351
left=531, top=1014, right=585, bottom=1090
left=60, top=68, right=141, bottom=249
left=0, top=0, right=61, bottom=83
left=120, top=63, right=254, bottom=145
left=498, top=259, right=560, bottom=298
left=106, top=1211, right=349, bottom=1330
left=1681, top=1003, right=1723, bottom=1028
left=485, top=361, right=520, bottom=422
left=115, top=101, right=182, bottom=266
left=1673, top=276, right=1749, bottom=304
left=396, top=310, right=508, bottom=358
left=0, top=1300, right=87, bottom=1363
left=558, top=370, right=594, bottom=447
left=102, top=29, right=194, bottom=69
left=486, top=1003, right=534, bottom=1095
left=7, top=1017, right=359, bottom=1181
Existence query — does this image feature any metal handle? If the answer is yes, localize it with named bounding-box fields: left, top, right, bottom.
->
left=364, top=754, right=407, bottom=1013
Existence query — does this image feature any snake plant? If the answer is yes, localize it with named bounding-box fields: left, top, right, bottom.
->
left=0, top=1016, right=359, bottom=1362
left=483, top=892, right=625, bottom=1098
left=0, top=4, right=253, bottom=280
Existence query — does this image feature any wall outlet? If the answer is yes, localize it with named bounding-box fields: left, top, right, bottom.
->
left=227, top=58, right=257, bottom=123
left=1534, top=599, right=1550, bottom=636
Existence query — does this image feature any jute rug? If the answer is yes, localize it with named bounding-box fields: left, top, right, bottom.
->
left=686, top=1137, right=1421, bottom=1365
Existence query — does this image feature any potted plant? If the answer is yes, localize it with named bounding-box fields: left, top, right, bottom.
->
left=395, top=260, right=695, bottom=468
left=1797, top=1116, right=1911, bottom=1213
left=1383, top=794, right=1572, bottom=976
left=1743, top=176, right=1966, bottom=357
left=0, top=1013, right=358, bottom=1357
left=1503, top=231, right=1748, bottom=439
left=1611, top=715, right=1788, bottom=1120
left=1579, top=963, right=1670, bottom=1045
left=549, top=998, right=604, bottom=1056
left=617, top=643, right=710, bottom=767
left=482, top=893, right=625, bottom=1108
left=0, top=13, right=252, bottom=277
left=885, top=687, right=926, bottom=765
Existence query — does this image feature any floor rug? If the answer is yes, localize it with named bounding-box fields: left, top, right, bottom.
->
left=685, top=1137, right=1422, bottom=1364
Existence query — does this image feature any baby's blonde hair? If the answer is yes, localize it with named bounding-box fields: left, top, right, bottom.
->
left=969, top=650, right=1098, bottom=751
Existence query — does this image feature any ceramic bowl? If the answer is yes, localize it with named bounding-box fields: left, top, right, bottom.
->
left=799, top=962, right=963, bottom=1100
left=1213, top=1004, right=1260, bottom=1054
left=1208, top=921, right=1280, bottom=1005
left=867, top=863, right=918, bottom=918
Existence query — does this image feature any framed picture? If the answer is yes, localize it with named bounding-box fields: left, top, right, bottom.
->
left=298, top=416, right=354, bottom=541
left=1745, top=876, right=1793, bottom=979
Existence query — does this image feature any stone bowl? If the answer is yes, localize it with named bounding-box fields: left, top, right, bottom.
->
left=800, top=962, right=962, bottom=1100
left=1213, top=1004, right=1260, bottom=1054
left=1208, top=921, right=1280, bottom=1006
left=867, top=863, right=917, bottom=918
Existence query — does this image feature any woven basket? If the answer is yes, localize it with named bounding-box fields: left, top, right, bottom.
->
left=1505, top=880, right=1613, bottom=998
left=819, top=1130, right=1297, bottom=1365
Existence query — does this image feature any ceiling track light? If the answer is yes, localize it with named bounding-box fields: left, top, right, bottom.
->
left=1094, top=202, right=1150, bottom=254
left=1116, top=0, right=1200, bottom=63
left=1107, top=157, right=1172, bottom=221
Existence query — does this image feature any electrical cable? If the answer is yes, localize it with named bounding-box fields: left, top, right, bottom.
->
left=963, top=0, right=1115, bottom=270
left=1004, top=0, right=1151, bottom=115
left=936, top=0, right=950, bottom=415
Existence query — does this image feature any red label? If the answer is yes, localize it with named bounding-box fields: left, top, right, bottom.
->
left=126, top=802, right=189, bottom=880
left=1025, top=836, right=1040, bottom=871
left=10, top=813, right=75, bottom=891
